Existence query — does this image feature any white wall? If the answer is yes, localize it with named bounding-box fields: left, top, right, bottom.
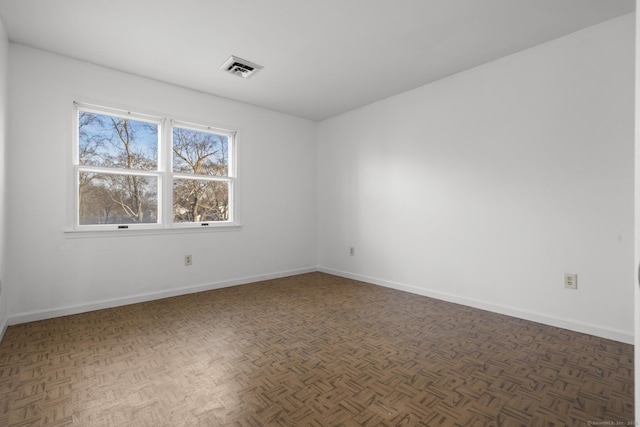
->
left=0, top=18, right=8, bottom=338
left=318, top=14, right=635, bottom=343
left=5, top=45, right=317, bottom=322
left=634, top=4, right=640, bottom=415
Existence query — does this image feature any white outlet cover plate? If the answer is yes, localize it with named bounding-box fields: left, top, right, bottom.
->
left=564, top=273, right=577, bottom=289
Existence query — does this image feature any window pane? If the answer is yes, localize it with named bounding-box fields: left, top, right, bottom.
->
left=78, top=111, right=158, bottom=170
left=79, top=172, right=158, bottom=224
left=172, top=127, right=228, bottom=176
left=173, top=179, right=229, bottom=222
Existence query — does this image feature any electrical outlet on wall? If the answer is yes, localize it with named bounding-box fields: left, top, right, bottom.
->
left=564, top=273, right=577, bottom=289
left=349, top=247, right=355, bottom=256
left=185, top=255, right=193, bottom=266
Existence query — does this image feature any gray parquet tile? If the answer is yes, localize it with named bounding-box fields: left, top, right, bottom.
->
left=0, top=272, right=634, bottom=426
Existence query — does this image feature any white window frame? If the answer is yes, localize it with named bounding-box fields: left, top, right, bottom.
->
left=169, top=119, right=237, bottom=229
left=71, top=102, right=239, bottom=233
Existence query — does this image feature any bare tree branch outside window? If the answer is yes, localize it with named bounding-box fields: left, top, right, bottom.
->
left=172, top=127, right=229, bottom=223
left=78, top=112, right=158, bottom=225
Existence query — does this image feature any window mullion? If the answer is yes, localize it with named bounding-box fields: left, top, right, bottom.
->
left=172, top=173, right=232, bottom=182
left=78, top=165, right=161, bottom=177
left=161, top=118, right=174, bottom=227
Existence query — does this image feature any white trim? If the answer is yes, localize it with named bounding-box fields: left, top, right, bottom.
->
left=7, top=267, right=317, bottom=326
left=63, top=223, right=242, bottom=238
left=74, top=101, right=164, bottom=123
left=318, top=267, right=634, bottom=344
left=0, top=318, right=7, bottom=343
left=78, top=165, right=162, bottom=177
left=172, top=173, right=232, bottom=182
left=171, top=119, right=236, bottom=139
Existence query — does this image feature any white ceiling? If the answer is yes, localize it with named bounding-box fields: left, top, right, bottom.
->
left=0, top=0, right=634, bottom=121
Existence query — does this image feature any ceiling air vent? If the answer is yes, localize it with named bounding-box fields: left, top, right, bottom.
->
left=220, top=55, right=263, bottom=79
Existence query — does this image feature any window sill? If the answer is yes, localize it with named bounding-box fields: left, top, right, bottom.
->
left=64, top=223, right=242, bottom=239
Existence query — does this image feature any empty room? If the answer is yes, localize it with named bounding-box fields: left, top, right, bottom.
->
left=0, top=0, right=637, bottom=425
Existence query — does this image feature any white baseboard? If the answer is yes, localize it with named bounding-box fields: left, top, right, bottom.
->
left=7, top=266, right=633, bottom=345
left=8, top=267, right=317, bottom=326
left=318, top=267, right=633, bottom=344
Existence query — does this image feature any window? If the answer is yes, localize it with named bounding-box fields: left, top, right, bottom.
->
left=73, top=103, right=237, bottom=231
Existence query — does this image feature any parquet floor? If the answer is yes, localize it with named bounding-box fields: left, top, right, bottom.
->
left=0, top=272, right=633, bottom=426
